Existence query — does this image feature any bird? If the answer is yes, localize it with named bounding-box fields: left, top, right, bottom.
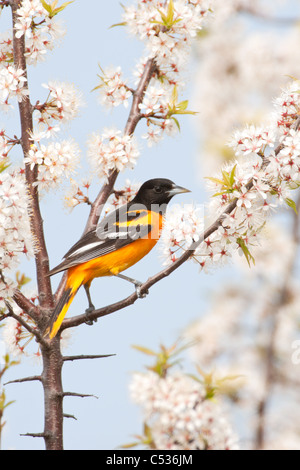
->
left=46, top=178, right=190, bottom=338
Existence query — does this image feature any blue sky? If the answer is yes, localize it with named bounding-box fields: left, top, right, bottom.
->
left=1, top=1, right=227, bottom=450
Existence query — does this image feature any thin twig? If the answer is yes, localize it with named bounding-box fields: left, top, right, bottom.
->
left=63, top=354, right=115, bottom=362
left=63, top=392, right=98, bottom=399
left=20, top=432, right=48, bottom=439
left=4, top=300, right=47, bottom=348
left=12, top=289, right=40, bottom=322
left=4, top=375, right=42, bottom=385
left=63, top=413, right=77, bottom=420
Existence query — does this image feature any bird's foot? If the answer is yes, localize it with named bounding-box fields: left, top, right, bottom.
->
left=84, top=306, right=97, bottom=326
left=134, top=281, right=149, bottom=299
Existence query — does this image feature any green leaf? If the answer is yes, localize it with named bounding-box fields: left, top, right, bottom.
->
left=229, top=164, right=237, bottom=187
left=3, top=400, right=16, bottom=410
left=40, top=0, right=52, bottom=14
left=171, top=116, right=181, bottom=131
left=285, top=197, right=298, bottom=214
left=41, top=0, right=74, bottom=18
left=109, top=21, right=127, bottom=29
left=236, top=237, right=255, bottom=268
left=120, top=441, right=140, bottom=449
left=157, top=0, right=175, bottom=27
left=171, top=84, right=178, bottom=105
left=0, top=161, right=10, bottom=173
left=176, top=100, right=189, bottom=112
left=205, top=176, right=227, bottom=187
left=131, top=345, right=157, bottom=356
left=166, top=0, right=175, bottom=24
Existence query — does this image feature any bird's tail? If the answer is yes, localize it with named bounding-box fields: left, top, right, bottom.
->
left=47, top=269, right=84, bottom=339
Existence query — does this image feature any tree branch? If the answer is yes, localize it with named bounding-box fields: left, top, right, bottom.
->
left=4, top=300, right=47, bottom=348
left=61, top=117, right=300, bottom=334
left=12, top=289, right=40, bottom=322
left=60, top=197, right=239, bottom=332
left=83, top=58, right=158, bottom=235
left=10, top=0, right=53, bottom=309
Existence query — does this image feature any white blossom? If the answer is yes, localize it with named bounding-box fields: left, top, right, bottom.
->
left=13, top=0, right=66, bottom=64
left=39, top=81, right=84, bottom=131
left=0, top=66, right=28, bottom=109
left=24, top=139, right=81, bottom=191
left=97, top=66, right=132, bottom=109
left=130, top=371, right=239, bottom=450
left=87, top=128, right=140, bottom=182
left=0, top=169, right=34, bottom=308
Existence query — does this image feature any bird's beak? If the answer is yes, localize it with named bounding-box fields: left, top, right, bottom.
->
left=167, top=184, right=191, bottom=197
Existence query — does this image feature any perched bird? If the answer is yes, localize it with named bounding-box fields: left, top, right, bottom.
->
left=47, top=178, right=190, bottom=338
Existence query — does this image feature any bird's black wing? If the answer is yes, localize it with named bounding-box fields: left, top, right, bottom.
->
left=48, top=204, right=152, bottom=276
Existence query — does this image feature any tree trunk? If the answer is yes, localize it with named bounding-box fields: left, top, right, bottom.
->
left=41, top=338, right=64, bottom=450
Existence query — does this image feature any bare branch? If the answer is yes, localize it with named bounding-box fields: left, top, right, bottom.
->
left=63, top=413, right=77, bottom=420
left=4, top=300, right=47, bottom=348
left=63, top=392, right=98, bottom=399
left=63, top=354, right=115, bottom=362
left=20, top=432, right=48, bottom=439
left=12, top=289, right=40, bottom=322
left=4, top=375, right=42, bottom=385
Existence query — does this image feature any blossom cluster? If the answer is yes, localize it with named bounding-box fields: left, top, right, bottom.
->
left=96, top=66, right=132, bottom=109
left=0, top=32, right=13, bottom=68
left=31, top=80, right=84, bottom=139
left=14, top=0, right=65, bottom=64
left=0, top=128, right=16, bottom=164
left=140, top=84, right=180, bottom=146
left=126, top=0, right=211, bottom=145
left=192, top=0, right=300, bottom=171
left=123, top=0, right=211, bottom=72
left=0, top=0, right=66, bottom=110
left=0, top=65, right=28, bottom=110
left=24, top=139, right=81, bottom=191
left=129, top=370, right=238, bottom=450
left=92, top=0, right=209, bottom=151
left=0, top=169, right=34, bottom=309
left=184, top=216, right=300, bottom=449
left=160, top=80, right=300, bottom=269
left=64, top=178, right=92, bottom=210
left=87, top=128, right=140, bottom=183
left=160, top=204, right=203, bottom=264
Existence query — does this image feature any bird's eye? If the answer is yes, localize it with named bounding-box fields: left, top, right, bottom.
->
left=154, top=186, right=163, bottom=193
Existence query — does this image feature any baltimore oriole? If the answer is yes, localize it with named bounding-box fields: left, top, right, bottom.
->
left=47, top=178, right=190, bottom=338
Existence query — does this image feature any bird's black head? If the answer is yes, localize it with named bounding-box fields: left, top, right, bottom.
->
left=132, top=178, right=190, bottom=209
